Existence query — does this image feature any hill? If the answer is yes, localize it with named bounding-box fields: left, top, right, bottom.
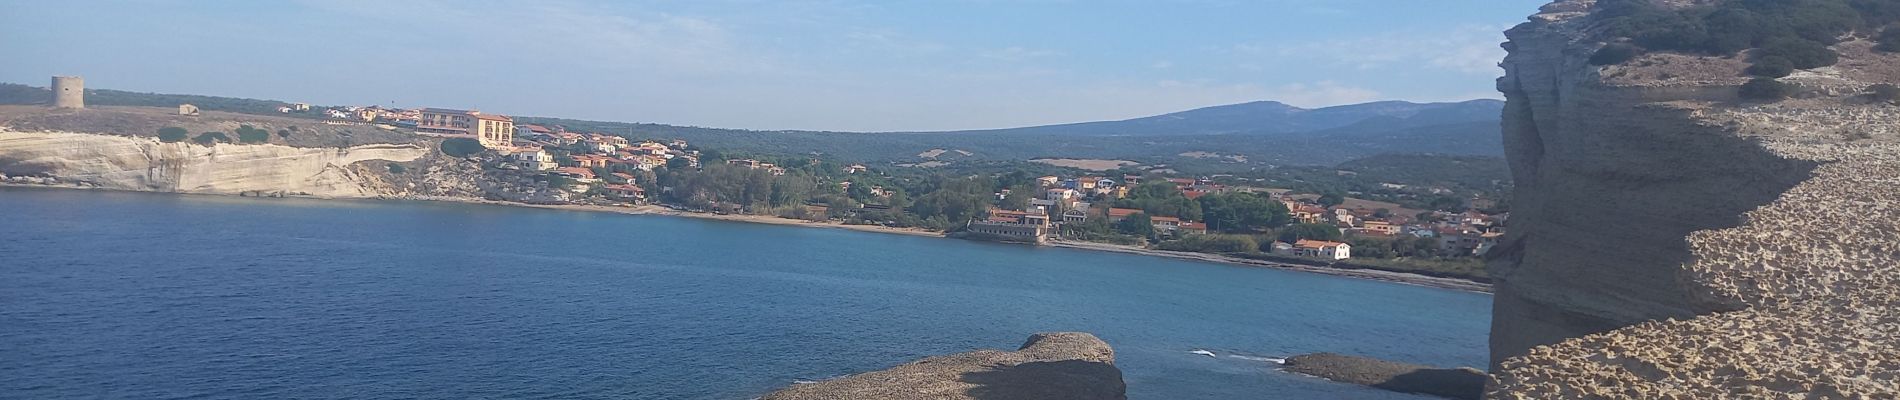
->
left=0, top=82, right=1502, bottom=167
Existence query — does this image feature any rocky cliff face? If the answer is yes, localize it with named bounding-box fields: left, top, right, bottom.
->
left=761, top=332, right=1126, bottom=400
left=1488, top=0, right=1900, bottom=398
left=0, top=129, right=427, bottom=197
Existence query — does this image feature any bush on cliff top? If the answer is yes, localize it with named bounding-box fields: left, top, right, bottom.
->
left=236, top=125, right=270, bottom=144
left=1740, top=78, right=1794, bottom=100
left=440, top=138, right=485, bottom=157
left=157, top=127, right=188, bottom=143
left=1745, top=56, right=1795, bottom=77
left=1590, top=0, right=1900, bottom=71
left=193, top=132, right=231, bottom=146
left=1591, top=43, right=1645, bottom=65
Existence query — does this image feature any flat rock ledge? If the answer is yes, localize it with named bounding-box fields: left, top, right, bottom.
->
left=760, top=332, right=1126, bottom=400
left=1282, top=353, right=1486, bottom=400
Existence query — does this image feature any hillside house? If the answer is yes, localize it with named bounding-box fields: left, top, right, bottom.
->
left=511, top=148, right=557, bottom=171
left=1293, top=239, right=1351, bottom=260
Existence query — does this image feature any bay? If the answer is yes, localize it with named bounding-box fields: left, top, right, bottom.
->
left=0, top=187, right=1490, bottom=399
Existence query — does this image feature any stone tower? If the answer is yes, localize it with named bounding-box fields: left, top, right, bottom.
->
left=52, top=76, right=84, bottom=109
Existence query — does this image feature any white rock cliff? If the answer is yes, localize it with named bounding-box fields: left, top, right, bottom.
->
left=1488, top=0, right=1900, bottom=398
left=0, top=129, right=426, bottom=197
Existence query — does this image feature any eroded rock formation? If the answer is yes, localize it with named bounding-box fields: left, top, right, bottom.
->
left=760, top=332, right=1126, bottom=400
left=1488, top=0, right=1900, bottom=397
left=0, top=129, right=426, bottom=197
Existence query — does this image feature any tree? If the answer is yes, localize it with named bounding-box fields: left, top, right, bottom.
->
left=193, top=132, right=230, bottom=146
left=157, top=127, right=189, bottom=143
left=1879, top=27, right=1900, bottom=52
left=1000, top=185, right=1033, bottom=211
left=1317, top=192, right=1345, bottom=208
left=1277, top=223, right=1342, bottom=243
left=666, top=157, right=693, bottom=170
left=1758, top=38, right=1838, bottom=69
left=236, top=125, right=270, bottom=144
left=1115, top=212, right=1156, bottom=240
left=1745, top=56, right=1794, bottom=78
left=440, top=138, right=486, bottom=157
left=1739, top=78, right=1793, bottom=101
left=1198, top=192, right=1290, bottom=233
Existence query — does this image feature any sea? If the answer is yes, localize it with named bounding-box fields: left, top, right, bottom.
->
left=0, top=187, right=1491, bottom=399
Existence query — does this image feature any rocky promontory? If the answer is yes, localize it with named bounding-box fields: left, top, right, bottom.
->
left=1488, top=0, right=1900, bottom=397
left=760, top=332, right=1126, bottom=400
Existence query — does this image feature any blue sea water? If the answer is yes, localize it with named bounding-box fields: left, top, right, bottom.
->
left=0, top=187, right=1491, bottom=399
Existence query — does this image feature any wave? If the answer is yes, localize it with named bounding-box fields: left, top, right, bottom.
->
left=1226, top=354, right=1286, bottom=364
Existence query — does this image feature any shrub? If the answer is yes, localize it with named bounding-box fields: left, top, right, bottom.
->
left=1590, top=43, right=1645, bottom=65
left=236, top=125, right=270, bottom=144
left=1739, top=78, right=1794, bottom=101
left=1757, top=38, right=1839, bottom=69
left=1870, top=83, right=1900, bottom=101
left=387, top=163, right=407, bottom=174
left=275, top=129, right=291, bottom=138
left=157, top=127, right=189, bottom=143
left=193, top=132, right=231, bottom=146
left=1156, top=234, right=1258, bottom=254
left=1879, top=27, right=1900, bottom=52
left=440, top=138, right=486, bottom=157
left=1745, top=56, right=1795, bottom=77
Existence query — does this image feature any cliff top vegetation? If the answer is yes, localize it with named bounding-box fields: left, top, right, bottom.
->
left=1588, top=0, right=1900, bottom=76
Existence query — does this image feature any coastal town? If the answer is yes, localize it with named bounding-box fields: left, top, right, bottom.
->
left=256, top=102, right=1507, bottom=267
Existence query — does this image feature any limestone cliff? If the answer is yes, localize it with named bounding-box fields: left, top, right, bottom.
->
left=1488, top=0, right=1900, bottom=397
left=761, top=332, right=1126, bottom=400
left=0, top=129, right=427, bottom=198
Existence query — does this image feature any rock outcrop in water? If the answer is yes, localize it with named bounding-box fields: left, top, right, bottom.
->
left=761, top=332, right=1126, bottom=400
left=1283, top=353, right=1486, bottom=400
left=1488, top=0, right=1900, bottom=397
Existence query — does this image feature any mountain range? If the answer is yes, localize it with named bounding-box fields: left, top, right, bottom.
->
left=0, top=82, right=1504, bottom=167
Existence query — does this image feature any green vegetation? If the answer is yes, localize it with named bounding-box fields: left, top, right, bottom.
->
left=1112, top=182, right=1203, bottom=220
left=1114, top=212, right=1157, bottom=239
left=157, top=127, right=189, bottom=143
left=236, top=125, right=270, bottom=144
left=1155, top=234, right=1259, bottom=253
left=387, top=164, right=407, bottom=174
left=1740, top=78, right=1794, bottom=100
left=1591, top=0, right=1900, bottom=73
left=440, top=138, right=486, bottom=157
left=276, top=129, right=291, bottom=138
left=1277, top=223, right=1343, bottom=243
left=193, top=132, right=230, bottom=146
left=1870, top=83, right=1900, bottom=101
left=1197, top=192, right=1290, bottom=233
left=1745, top=56, right=1795, bottom=77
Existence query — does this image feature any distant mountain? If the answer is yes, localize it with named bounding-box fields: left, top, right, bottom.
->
left=0, top=82, right=1503, bottom=166
left=922, top=99, right=1503, bottom=137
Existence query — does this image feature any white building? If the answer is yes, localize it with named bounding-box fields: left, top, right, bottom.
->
left=511, top=148, right=557, bottom=171
left=1294, top=239, right=1352, bottom=260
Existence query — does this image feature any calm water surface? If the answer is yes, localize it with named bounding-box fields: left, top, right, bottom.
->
left=0, top=187, right=1491, bottom=399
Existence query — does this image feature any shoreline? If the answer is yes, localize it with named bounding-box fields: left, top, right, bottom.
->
left=0, top=183, right=1491, bottom=293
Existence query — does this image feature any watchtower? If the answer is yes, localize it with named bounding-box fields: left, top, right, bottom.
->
left=52, top=76, right=84, bottom=109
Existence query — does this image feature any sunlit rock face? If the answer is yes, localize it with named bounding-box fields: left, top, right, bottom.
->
left=0, top=129, right=426, bottom=197
left=1488, top=0, right=1900, bottom=398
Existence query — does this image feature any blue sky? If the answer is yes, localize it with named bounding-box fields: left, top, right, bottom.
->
left=1, top=0, right=1545, bottom=131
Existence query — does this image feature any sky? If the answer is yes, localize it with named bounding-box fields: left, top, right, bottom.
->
left=1, top=0, right=1546, bottom=132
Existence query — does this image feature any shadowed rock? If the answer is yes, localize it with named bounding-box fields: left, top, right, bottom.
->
left=760, top=332, right=1125, bottom=400
left=1282, top=353, right=1485, bottom=400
